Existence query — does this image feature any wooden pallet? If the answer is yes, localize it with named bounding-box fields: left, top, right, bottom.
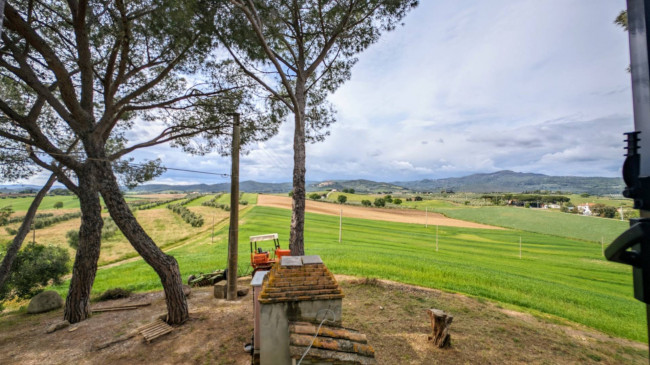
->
left=138, top=319, right=173, bottom=343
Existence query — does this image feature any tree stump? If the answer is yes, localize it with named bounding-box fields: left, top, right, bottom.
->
left=426, top=309, right=453, bottom=348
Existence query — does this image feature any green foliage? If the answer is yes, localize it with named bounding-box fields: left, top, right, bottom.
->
left=5, top=227, right=17, bottom=235
left=373, top=198, right=385, bottom=207
left=97, top=288, right=132, bottom=301
left=288, top=191, right=294, bottom=197
left=1, top=244, right=69, bottom=300
left=53, top=201, right=63, bottom=209
left=0, top=206, right=13, bottom=225
left=66, top=230, right=79, bottom=250
left=129, top=197, right=185, bottom=211
left=591, top=204, right=618, bottom=219
left=384, top=195, right=393, bottom=203
left=361, top=200, right=372, bottom=207
left=342, top=188, right=356, bottom=194
left=393, top=198, right=402, bottom=205
left=309, top=193, right=322, bottom=200
left=31, top=212, right=81, bottom=229
left=580, top=193, right=591, bottom=198
left=414, top=196, right=423, bottom=201
left=337, top=195, right=347, bottom=204
left=167, top=203, right=204, bottom=227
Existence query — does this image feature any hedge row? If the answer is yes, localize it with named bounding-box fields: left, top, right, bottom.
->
left=128, top=197, right=185, bottom=211
left=2, top=212, right=54, bottom=227
left=167, top=204, right=204, bottom=227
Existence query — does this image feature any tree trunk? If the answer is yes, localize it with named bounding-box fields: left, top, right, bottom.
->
left=94, top=161, right=188, bottom=324
left=0, top=173, right=56, bottom=289
left=289, top=81, right=307, bottom=256
left=427, top=309, right=453, bottom=348
left=64, top=169, right=103, bottom=323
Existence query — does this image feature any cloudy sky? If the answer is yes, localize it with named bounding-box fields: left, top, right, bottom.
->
left=129, top=0, right=632, bottom=185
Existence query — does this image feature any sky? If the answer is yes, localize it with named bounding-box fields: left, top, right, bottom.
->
left=28, top=0, right=635, bottom=186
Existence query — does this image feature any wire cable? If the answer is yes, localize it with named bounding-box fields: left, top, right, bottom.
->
left=297, top=308, right=336, bottom=365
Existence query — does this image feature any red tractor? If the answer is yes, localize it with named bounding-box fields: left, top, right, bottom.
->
left=249, top=233, right=291, bottom=274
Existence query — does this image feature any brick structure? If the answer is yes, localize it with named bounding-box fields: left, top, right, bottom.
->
left=257, top=256, right=375, bottom=365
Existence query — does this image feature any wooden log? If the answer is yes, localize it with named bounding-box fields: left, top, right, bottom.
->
left=426, top=309, right=453, bottom=348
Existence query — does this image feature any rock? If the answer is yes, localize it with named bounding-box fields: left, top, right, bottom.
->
left=213, top=281, right=227, bottom=299
left=237, top=288, right=249, bottom=297
left=46, top=320, right=70, bottom=334
left=27, top=291, right=63, bottom=314
left=183, top=285, right=191, bottom=298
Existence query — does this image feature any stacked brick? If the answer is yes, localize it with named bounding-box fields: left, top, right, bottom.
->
left=258, top=261, right=344, bottom=304
left=289, top=322, right=376, bottom=365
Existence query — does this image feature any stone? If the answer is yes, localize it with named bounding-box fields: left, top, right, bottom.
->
left=27, top=291, right=63, bottom=314
left=183, top=285, right=191, bottom=298
left=237, top=288, right=249, bottom=297
left=213, top=281, right=227, bottom=299
left=46, top=320, right=69, bottom=334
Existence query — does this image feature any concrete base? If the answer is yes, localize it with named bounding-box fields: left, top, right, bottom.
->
left=260, top=299, right=342, bottom=365
left=213, top=282, right=226, bottom=299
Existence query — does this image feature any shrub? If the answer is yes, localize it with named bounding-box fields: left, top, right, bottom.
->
left=1, top=244, right=69, bottom=299
left=384, top=195, right=392, bottom=203
left=0, top=206, right=12, bottom=226
left=393, top=198, right=402, bottom=205
left=374, top=198, right=385, bottom=207
left=5, top=227, right=17, bottom=235
left=98, top=288, right=132, bottom=301
left=240, top=200, right=248, bottom=206
left=337, top=195, right=347, bottom=204
left=288, top=191, right=294, bottom=197
left=309, top=193, right=321, bottom=200
left=66, top=230, right=79, bottom=249
left=414, top=196, right=423, bottom=201
left=361, top=200, right=372, bottom=207
left=53, top=201, right=64, bottom=209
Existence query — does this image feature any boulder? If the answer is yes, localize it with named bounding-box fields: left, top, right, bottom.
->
left=27, top=291, right=63, bottom=314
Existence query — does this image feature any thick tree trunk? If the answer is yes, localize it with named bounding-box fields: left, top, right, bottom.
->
left=64, top=169, right=103, bottom=323
left=289, top=81, right=307, bottom=256
left=0, top=173, right=56, bottom=289
left=94, top=161, right=188, bottom=324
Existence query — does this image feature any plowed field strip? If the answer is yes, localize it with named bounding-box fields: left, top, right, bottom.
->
left=257, top=195, right=502, bottom=230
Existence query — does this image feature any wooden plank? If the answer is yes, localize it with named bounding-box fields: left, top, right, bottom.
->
left=139, top=319, right=173, bottom=343
left=250, top=233, right=278, bottom=242
left=92, top=302, right=151, bottom=313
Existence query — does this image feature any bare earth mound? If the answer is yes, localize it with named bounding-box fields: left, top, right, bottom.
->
left=0, top=276, right=645, bottom=364
left=257, top=194, right=502, bottom=230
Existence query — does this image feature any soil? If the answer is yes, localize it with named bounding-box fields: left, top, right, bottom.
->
left=0, top=276, right=645, bottom=365
left=257, top=195, right=501, bottom=230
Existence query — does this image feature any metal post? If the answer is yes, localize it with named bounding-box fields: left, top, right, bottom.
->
left=227, top=113, right=240, bottom=301
left=435, top=225, right=438, bottom=252
left=339, top=207, right=342, bottom=243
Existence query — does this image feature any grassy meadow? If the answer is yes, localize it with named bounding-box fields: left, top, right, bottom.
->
left=46, top=204, right=645, bottom=342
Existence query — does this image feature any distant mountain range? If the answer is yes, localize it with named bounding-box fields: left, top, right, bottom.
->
left=392, top=170, right=625, bottom=195
left=0, top=170, right=626, bottom=195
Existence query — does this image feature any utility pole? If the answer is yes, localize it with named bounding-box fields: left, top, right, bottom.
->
left=227, top=113, right=240, bottom=301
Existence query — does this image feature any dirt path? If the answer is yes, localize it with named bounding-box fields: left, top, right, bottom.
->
left=257, top=194, right=502, bottom=230
left=0, top=275, right=645, bottom=364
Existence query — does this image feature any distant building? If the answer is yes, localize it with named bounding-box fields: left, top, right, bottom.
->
left=577, top=203, right=593, bottom=216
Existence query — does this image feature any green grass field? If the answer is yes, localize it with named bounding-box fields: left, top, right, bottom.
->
left=51, top=205, right=644, bottom=342
left=0, top=195, right=144, bottom=212
left=433, top=206, right=628, bottom=243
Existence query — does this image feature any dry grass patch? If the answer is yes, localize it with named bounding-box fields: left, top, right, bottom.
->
left=0, top=276, right=645, bottom=364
